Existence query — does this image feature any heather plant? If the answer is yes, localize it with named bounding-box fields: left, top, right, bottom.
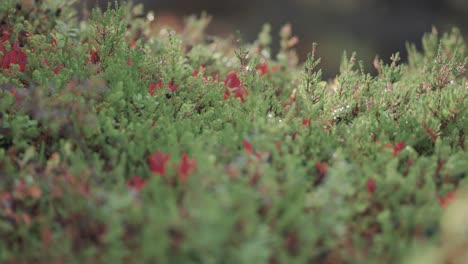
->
left=0, top=1, right=467, bottom=263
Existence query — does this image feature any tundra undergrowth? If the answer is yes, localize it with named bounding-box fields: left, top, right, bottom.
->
left=0, top=1, right=467, bottom=263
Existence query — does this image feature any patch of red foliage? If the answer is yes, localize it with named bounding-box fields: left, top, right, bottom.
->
left=167, top=80, right=179, bottom=92
left=316, top=161, right=328, bottom=176
left=53, top=64, right=64, bottom=75
left=366, top=178, right=376, bottom=194
left=149, top=81, right=164, bottom=96
left=224, top=72, right=249, bottom=103
left=256, top=61, right=268, bottom=76
left=393, top=141, right=406, bottom=157
left=148, top=80, right=179, bottom=96
left=243, top=139, right=253, bottom=154
left=148, top=151, right=171, bottom=176
left=439, top=192, right=455, bottom=208
left=0, top=31, right=27, bottom=72
left=86, top=50, right=100, bottom=64
left=126, top=175, right=147, bottom=192
left=178, top=153, right=196, bottom=183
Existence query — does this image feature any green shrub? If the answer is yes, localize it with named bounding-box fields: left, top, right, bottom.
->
left=0, top=1, right=466, bottom=263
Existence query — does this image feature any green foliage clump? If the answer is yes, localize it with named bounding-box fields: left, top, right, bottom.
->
left=0, top=1, right=467, bottom=263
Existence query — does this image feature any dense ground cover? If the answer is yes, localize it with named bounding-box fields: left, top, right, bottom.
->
left=0, top=1, right=467, bottom=263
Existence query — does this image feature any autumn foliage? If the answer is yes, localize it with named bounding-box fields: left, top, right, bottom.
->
left=0, top=1, right=466, bottom=263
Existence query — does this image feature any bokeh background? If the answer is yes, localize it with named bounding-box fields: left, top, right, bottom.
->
left=83, top=0, right=467, bottom=78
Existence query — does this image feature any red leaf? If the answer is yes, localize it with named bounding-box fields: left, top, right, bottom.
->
left=393, top=141, right=406, bottom=157
left=53, top=64, right=64, bottom=75
left=149, top=80, right=178, bottom=95
left=224, top=72, right=242, bottom=88
left=243, top=140, right=253, bottom=154
left=233, top=85, right=249, bottom=103
left=149, top=81, right=164, bottom=96
left=126, top=175, right=147, bottom=192
left=439, top=192, right=456, bottom=208
left=0, top=41, right=27, bottom=72
left=256, top=62, right=268, bottom=76
left=316, top=161, right=328, bottom=176
left=148, top=151, right=170, bottom=176
left=438, top=197, right=446, bottom=207
left=446, top=192, right=456, bottom=202
left=224, top=72, right=248, bottom=103
left=86, top=50, right=100, bottom=64
left=178, top=153, right=196, bottom=183
left=167, top=80, right=179, bottom=92
left=366, top=178, right=376, bottom=194
left=1, top=31, right=10, bottom=42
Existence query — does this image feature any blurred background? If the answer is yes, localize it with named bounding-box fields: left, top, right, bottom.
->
left=83, top=0, right=467, bottom=78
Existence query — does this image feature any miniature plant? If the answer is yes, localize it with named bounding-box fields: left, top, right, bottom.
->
left=0, top=1, right=466, bottom=263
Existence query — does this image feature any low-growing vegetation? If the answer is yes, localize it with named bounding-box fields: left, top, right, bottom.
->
left=0, top=1, right=467, bottom=263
